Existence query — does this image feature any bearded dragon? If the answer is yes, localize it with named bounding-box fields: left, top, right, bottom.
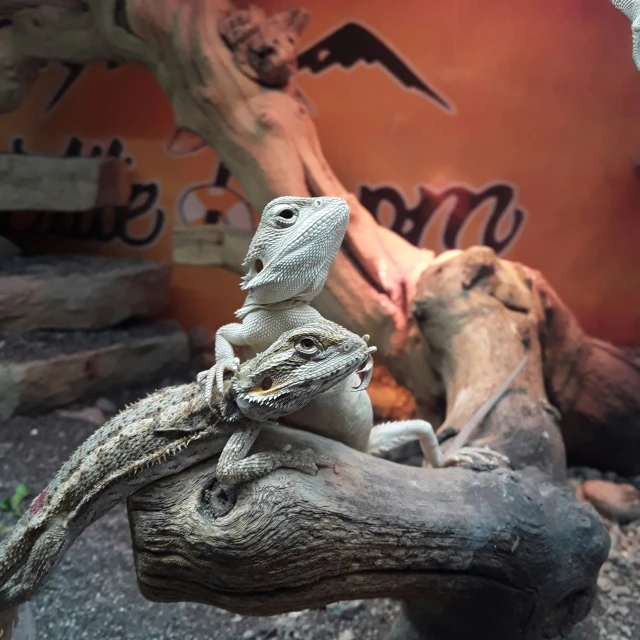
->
left=0, top=321, right=375, bottom=612
left=198, top=195, right=524, bottom=470
left=198, top=195, right=374, bottom=451
left=609, top=0, right=640, bottom=70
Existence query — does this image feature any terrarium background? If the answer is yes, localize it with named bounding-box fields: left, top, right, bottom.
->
left=0, top=0, right=638, bottom=346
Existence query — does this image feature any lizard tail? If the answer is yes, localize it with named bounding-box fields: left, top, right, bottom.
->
left=0, top=519, right=69, bottom=611
left=0, top=517, right=47, bottom=606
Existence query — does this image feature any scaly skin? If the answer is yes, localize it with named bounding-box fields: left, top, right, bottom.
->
left=609, top=0, right=640, bottom=70
left=197, top=194, right=520, bottom=466
left=0, top=322, right=375, bottom=612
left=198, top=195, right=375, bottom=452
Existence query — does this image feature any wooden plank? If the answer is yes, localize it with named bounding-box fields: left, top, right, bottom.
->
left=172, top=224, right=251, bottom=273
left=0, top=154, right=131, bottom=211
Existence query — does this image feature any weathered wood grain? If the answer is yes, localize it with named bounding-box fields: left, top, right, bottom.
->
left=128, top=425, right=609, bottom=640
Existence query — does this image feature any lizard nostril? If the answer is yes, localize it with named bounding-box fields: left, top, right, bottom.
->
left=261, top=376, right=273, bottom=391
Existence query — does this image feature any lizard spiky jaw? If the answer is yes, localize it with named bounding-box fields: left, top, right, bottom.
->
left=232, top=321, right=375, bottom=422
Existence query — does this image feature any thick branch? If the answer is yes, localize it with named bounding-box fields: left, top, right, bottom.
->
left=526, top=268, right=640, bottom=475
left=128, top=425, right=609, bottom=640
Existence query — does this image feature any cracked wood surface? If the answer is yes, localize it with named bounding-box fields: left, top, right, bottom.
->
left=128, top=424, right=609, bottom=640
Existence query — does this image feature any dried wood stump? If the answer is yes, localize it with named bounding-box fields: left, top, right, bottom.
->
left=128, top=425, right=609, bottom=640
left=411, top=247, right=640, bottom=477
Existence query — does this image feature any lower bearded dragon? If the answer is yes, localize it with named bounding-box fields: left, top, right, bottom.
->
left=0, top=321, right=375, bottom=612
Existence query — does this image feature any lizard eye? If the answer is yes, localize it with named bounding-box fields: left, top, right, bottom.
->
left=271, top=205, right=298, bottom=227
left=261, top=376, right=273, bottom=391
left=295, top=336, right=321, bottom=356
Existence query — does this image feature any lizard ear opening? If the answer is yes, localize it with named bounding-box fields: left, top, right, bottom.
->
left=254, top=259, right=264, bottom=273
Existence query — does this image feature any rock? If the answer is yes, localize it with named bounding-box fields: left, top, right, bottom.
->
left=568, top=466, right=603, bottom=482
left=0, top=236, right=20, bottom=260
left=0, top=321, right=189, bottom=420
left=583, top=480, right=640, bottom=524
left=57, top=407, right=106, bottom=426
left=95, top=397, right=118, bottom=415
left=0, top=255, right=171, bottom=331
left=326, top=600, right=365, bottom=620
left=338, top=631, right=355, bottom=640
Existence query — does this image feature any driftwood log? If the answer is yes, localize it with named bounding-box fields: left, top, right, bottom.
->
left=128, top=424, right=609, bottom=640
left=0, top=1, right=637, bottom=637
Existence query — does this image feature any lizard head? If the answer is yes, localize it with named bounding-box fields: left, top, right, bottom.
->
left=240, top=196, right=350, bottom=306
left=231, top=320, right=376, bottom=422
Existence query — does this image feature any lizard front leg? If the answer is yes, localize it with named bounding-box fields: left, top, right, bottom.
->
left=197, top=323, right=249, bottom=406
left=216, top=424, right=334, bottom=486
left=368, top=420, right=510, bottom=471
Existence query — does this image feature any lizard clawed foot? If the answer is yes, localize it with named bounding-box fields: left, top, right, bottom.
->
left=280, top=447, right=334, bottom=477
left=442, top=446, right=511, bottom=472
left=197, top=358, right=241, bottom=407
left=279, top=444, right=335, bottom=476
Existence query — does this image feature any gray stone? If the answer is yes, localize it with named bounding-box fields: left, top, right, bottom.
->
left=0, top=236, right=20, bottom=260
left=56, top=407, right=106, bottom=427
left=95, top=397, right=118, bottom=415
left=583, top=480, right=640, bottom=524
left=0, top=321, right=189, bottom=420
left=0, top=255, right=171, bottom=331
left=326, top=600, right=365, bottom=620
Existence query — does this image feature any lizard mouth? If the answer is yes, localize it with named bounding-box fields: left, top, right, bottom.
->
left=352, top=346, right=376, bottom=391
left=313, top=342, right=376, bottom=394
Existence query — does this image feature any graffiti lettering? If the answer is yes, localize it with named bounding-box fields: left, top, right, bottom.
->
left=0, top=136, right=166, bottom=248
left=188, top=161, right=525, bottom=254
left=358, top=182, right=526, bottom=254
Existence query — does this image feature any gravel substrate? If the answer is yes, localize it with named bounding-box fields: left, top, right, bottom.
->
left=1, top=374, right=638, bottom=639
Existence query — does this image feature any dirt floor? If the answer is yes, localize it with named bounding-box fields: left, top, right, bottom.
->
left=1, top=372, right=638, bottom=640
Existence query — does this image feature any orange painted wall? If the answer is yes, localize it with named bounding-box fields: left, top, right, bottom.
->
left=1, top=0, right=639, bottom=345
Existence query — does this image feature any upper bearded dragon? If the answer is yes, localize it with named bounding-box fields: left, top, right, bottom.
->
left=198, top=195, right=375, bottom=451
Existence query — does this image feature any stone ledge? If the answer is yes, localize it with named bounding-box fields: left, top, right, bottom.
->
left=0, top=254, right=171, bottom=331
left=0, top=321, right=189, bottom=420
